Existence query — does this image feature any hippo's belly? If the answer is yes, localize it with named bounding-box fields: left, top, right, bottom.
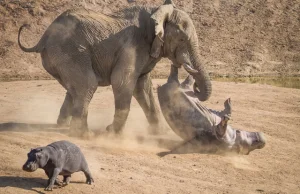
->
left=158, top=84, right=214, bottom=141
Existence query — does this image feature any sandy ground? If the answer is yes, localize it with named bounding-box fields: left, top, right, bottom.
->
left=0, top=79, right=299, bottom=194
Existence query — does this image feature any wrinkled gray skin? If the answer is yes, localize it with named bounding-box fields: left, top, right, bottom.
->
left=18, top=0, right=211, bottom=135
left=23, top=140, right=93, bottom=191
left=157, top=66, right=266, bottom=155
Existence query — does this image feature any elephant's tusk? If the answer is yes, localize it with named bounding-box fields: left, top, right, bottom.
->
left=183, top=63, right=198, bottom=74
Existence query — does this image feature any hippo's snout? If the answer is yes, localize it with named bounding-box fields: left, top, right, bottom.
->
left=22, top=162, right=38, bottom=172
left=235, top=130, right=266, bottom=154
left=255, top=132, right=266, bottom=149
left=22, top=164, right=30, bottom=171
left=246, top=132, right=266, bottom=154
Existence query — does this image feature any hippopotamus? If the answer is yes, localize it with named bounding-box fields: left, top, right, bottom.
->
left=23, top=140, right=93, bottom=191
left=157, top=66, right=266, bottom=155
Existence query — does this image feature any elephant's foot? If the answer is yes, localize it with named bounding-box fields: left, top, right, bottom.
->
left=69, top=119, right=94, bottom=139
left=68, top=129, right=83, bottom=138
left=68, top=129, right=94, bottom=139
left=147, top=123, right=169, bottom=135
left=106, top=109, right=129, bottom=134
left=81, top=130, right=95, bottom=140
left=57, top=116, right=71, bottom=127
left=106, top=124, right=123, bottom=135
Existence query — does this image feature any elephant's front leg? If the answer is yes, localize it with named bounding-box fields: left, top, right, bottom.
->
left=107, top=83, right=136, bottom=134
left=133, top=73, right=162, bottom=134
left=107, top=65, right=138, bottom=134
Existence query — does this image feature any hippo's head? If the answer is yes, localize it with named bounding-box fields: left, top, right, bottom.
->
left=218, top=125, right=266, bottom=155
left=22, top=148, right=49, bottom=172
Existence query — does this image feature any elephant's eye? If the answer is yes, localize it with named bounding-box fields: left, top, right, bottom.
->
left=180, top=39, right=185, bottom=42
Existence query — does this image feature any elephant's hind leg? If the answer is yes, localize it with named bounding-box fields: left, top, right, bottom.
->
left=42, top=40, right=98, bottom=137
left=69, top=84, right=97, bottom=136
left=57, top=92, right=73, bottom=127
left=52, top=52, right=97, bottom=136
left=133, top=73, right=162, bottom=134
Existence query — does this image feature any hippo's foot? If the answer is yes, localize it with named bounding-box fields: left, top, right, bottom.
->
left=224, top=98, right=232, bottom=116
left=54, top=178, right=63, bottom=186
left=44, top=185, right=54, bottom=191
left=86, top=177, right=94, bottom=185
left=63, top=175, right=71, bottom=186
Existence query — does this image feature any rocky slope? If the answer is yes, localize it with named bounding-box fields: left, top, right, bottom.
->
left=0, top=0, right=299, bottom=80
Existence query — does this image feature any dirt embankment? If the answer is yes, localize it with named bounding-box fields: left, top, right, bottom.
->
left=0, top=0, right=299, bottom=80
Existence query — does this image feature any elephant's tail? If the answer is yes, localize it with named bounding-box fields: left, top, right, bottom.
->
left=18, top=24, right=43, bottom=53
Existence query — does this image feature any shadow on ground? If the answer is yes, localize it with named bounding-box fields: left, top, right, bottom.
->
left=0, top=176, right=46, bottom=194
left=0, top=122, right=68, bottom=133
left=153, top=138, right=237, bottom=157
left=135, top=135, right=181, bottom=150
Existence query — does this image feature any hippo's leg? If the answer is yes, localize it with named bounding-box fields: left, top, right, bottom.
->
left=45, top=170, right=62, bottom=186
left=215, top=115, right=230, bottom=138
left=82, top=167, right=93, bottom=185
left=133, top=73, right=162, bottom=134
left=223, top=98, right=232, bottom=117
left=45, top=168, right=61, bottom=191
left=83, top=168, right=94, bottom=185
left=63, top=175, right=71, bottom=185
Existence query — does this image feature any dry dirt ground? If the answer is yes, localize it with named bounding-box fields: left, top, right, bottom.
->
left=0, top=78, right=299, bottom=194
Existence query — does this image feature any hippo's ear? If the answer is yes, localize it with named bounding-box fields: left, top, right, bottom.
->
left=34, top=148, right=43, bottom=152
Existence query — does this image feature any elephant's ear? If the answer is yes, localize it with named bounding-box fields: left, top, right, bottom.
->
left=150, top=0, right=175, bottom=58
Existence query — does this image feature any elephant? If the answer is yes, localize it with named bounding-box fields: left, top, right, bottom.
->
left=18, top=0, right=212, bottom=136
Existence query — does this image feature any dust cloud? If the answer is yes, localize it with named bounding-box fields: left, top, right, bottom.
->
left=88, top=107, right=176, bottom=153
left=10, top=83, right=176, bottom=154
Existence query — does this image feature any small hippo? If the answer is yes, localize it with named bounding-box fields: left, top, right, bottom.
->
left=23, top=140, right=93, bottom=191
left=157, top=66, right=266, bottom=155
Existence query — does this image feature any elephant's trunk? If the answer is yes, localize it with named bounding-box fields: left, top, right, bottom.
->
left=183, top=34, right=212, bottom=101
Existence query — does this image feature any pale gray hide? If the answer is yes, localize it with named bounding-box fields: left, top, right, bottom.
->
left=157, top=66, right=266, bottom=155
